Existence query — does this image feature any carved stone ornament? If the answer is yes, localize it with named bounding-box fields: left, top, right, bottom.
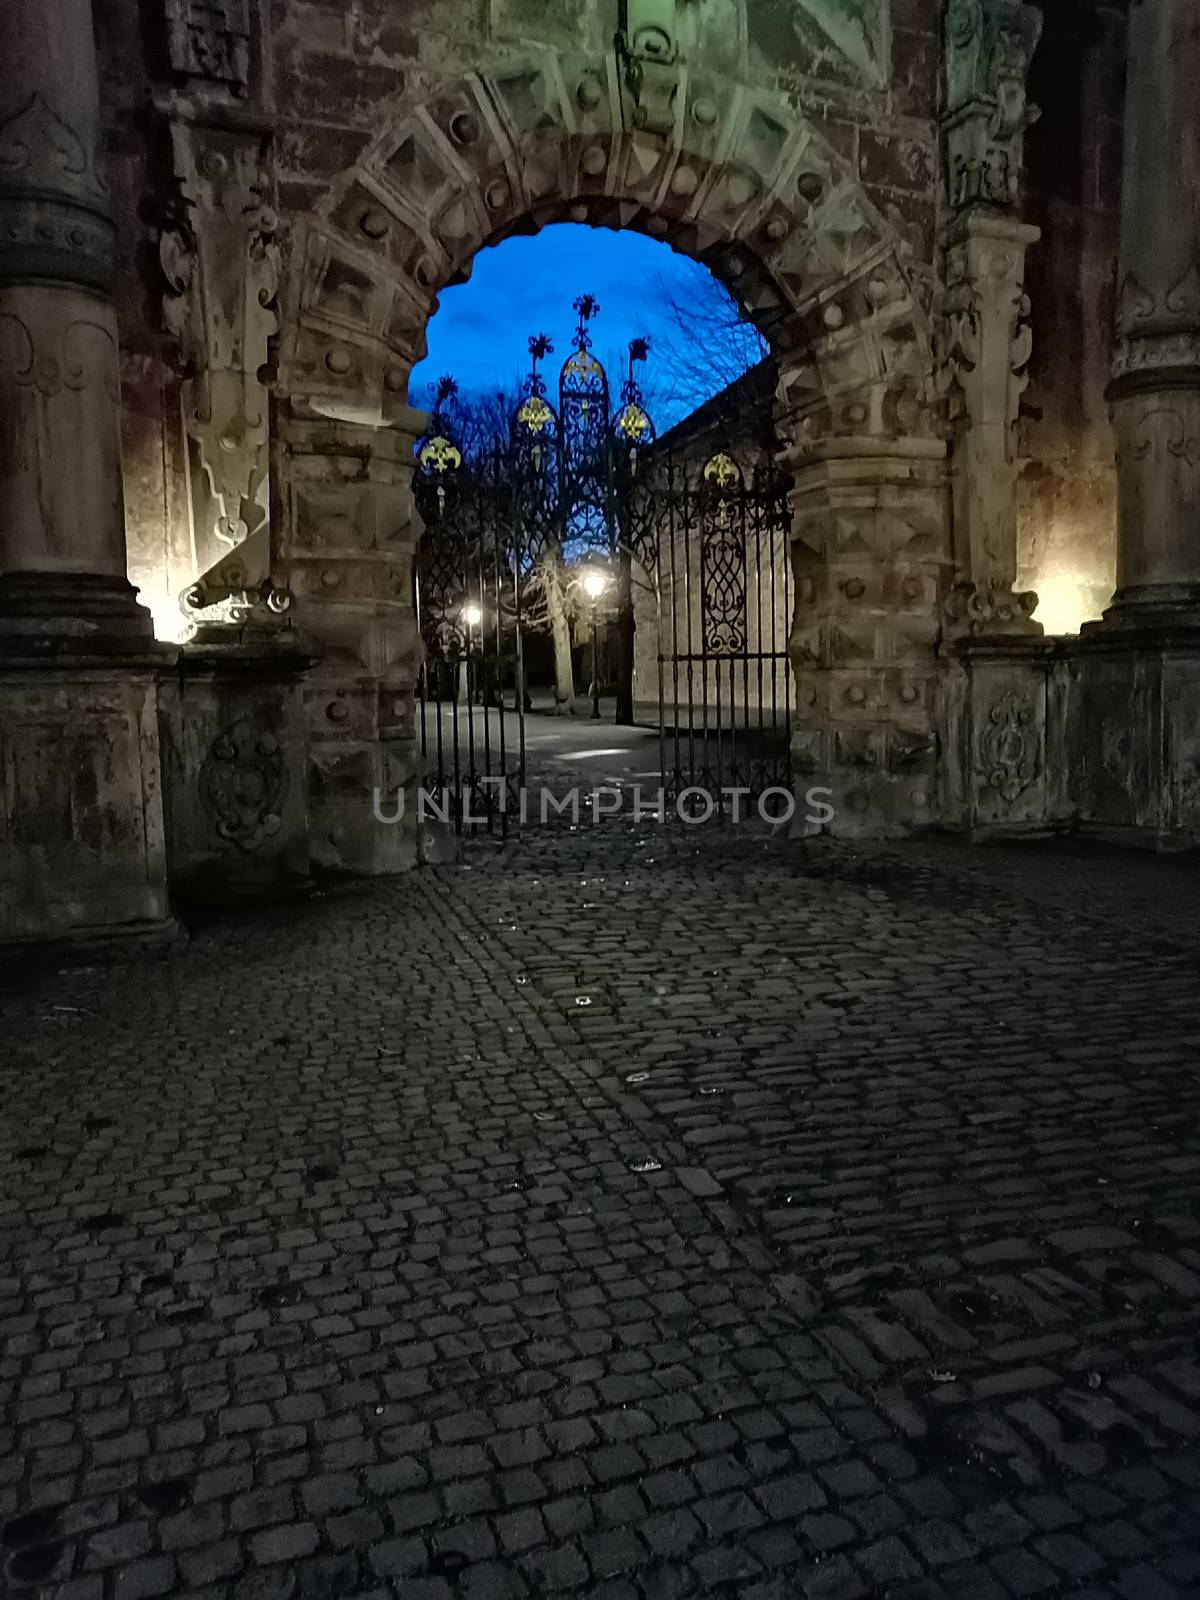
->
left=979, top=690, right=1040, bottom=801
left=944, top=578, right=1039, bottom=638
left=160, top=118, right=280, bottom=557
left=201, top=716, right=287, bottom=849
left=0, top=94, right=114, bottom=292
left=942, top=0, right=1042, bottom=213
left=938, top=215, right=1038, bottom=592
left=618, top=0, right=682, bottom=133
left=164, top=0, right=251, bottom=91
left=182, top=523, right=295, bottom=627
left=1112, top=265, right=1200, bottom=384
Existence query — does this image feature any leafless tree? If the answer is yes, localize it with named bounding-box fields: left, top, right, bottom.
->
left=647, top=269, right=770, bottom=420
left=413, top=375, right=584, bottom=714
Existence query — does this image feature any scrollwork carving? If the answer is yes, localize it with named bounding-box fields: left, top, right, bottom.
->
left=160, top=118, right=280, bottom=560
left=978, top=690, right=1040, bottom=802
left=0, top=93, right=90, bottom=189
left=200, top=716, right=287, bottom=850
left=1130, top=406, right=1200, bottom=467
left=1165, top=264, right=1200, bottom=322
left=0, top=312, right=118, bottom=401
left=1116, top=272, right=1155, bottom=335
left=944, top=579, right=1038, bottom=639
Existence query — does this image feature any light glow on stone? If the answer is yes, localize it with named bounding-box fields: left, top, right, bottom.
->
left=1032, top=573, right=1097, bottom=636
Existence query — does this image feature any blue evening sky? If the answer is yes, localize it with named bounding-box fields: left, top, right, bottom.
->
left=409, top=223, right=757, bottom=432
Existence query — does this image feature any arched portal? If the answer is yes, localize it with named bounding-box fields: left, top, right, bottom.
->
left=258, top=46, right=948, bottom=869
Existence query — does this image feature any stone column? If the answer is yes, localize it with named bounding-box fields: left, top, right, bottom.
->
left=1105, top=0, right=1200, bottom=620
left=0, top=0, right=172, bottom=941
left=1067, top=0, right=1200, bottom=843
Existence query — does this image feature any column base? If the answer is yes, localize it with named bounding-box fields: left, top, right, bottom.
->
left=939, top=633, right=1073, bottom=839
left=0, top=571, right=158, bottom=656
left=0, top=571, right=177, bottom=943
left=1067, top=619, right=1200, bottom=846
left=0, top=657, right=175, bottom=945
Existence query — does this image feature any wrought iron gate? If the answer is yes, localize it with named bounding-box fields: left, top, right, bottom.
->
left=412, top=297, right=792, bottom=836
left=413, top=439, right=526, bottom=835
left=628, top=451, right=793, bottom=815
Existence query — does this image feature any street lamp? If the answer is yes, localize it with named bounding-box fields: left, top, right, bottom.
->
left=581, top=567, right=609, bottom=720
left=460, top=603, right=483, bottom=704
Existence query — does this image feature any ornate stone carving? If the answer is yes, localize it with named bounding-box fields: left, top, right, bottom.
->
left=617, top=0, right=682, bottom=133
left=0, top=94, right=114, bottom=290
left=943, top=0, right=1042, bottom=213
left=160, top=117, right=279, bottom=562
left=201, top=716, right=286, bottom=848
left=1116, top=271, right=1155, bottom=336
left=163, top=0, right=251, bottom=91
left=0, top=312, right=119, bottom=400
left=182, top=522, right=294, bottom=629
left=943, top=577, right=1038, bottom=639
left=0, top=93, right=90, bottom=186
left=979, top=690, right=1039, bottom=801
left=938, top=212, right=1039, bottom=602
left=1130, top=406, right=1200, bottom=467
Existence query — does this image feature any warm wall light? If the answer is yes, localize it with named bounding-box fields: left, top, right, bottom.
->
left=462, top=603, right=483, bottom=628
left=143, top=586, right=193, bottom=645
left=1032, top=575, right=1095, bottom=636
left=581, top=567, right=610, bottom=601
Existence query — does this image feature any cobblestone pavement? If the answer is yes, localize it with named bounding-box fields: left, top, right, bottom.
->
left=4, top=815, right=1200, bottom=1600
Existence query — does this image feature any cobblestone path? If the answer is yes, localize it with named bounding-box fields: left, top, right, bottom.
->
left=4, top=819, right=1200, bottom=1600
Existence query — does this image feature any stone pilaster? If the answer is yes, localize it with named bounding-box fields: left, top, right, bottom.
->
left=787, top=434, right=951, bottom=837
left=939, top=0, right=1043, bottom=627
left=0, top=0, right=173, bottom=942
left=940, top=212, right=1040, bottom=611
left=275, top=406, right=425, bottom=875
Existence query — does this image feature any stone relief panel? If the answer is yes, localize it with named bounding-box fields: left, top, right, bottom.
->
left=978, top=687, right=1039, bottom=801
left=160, top=116, right=280, bottom=588
left=200, top=715, right=287, bottom=849
left=163, top=0, right=251, bottom=91
left=943, top=0, right=1042, bottom=212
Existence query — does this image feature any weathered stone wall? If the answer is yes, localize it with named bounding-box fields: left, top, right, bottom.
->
left=81, top=0, right=1133, bottom=856
left=1018, top=1, right=1125, bottom=635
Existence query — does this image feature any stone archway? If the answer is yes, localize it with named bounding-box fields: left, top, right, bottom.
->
left=268, top=47, right=945, bottom=867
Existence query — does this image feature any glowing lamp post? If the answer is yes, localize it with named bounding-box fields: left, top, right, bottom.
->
left=581, top=567, right=609, bottom=720
left=460, top=603, right=483, bottom=703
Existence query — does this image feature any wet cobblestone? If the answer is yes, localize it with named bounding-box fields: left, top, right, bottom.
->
left=3, top=817, right=1200, bottom=1597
